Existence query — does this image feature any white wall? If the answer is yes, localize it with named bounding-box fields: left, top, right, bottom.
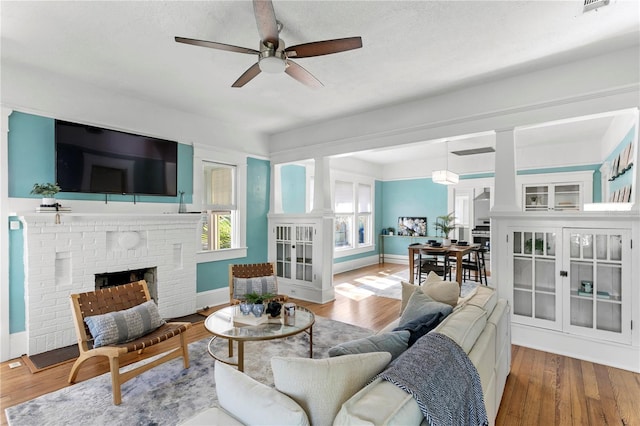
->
left=1, top=62, right=269, bottom=156
left=268, top=46, right=640, bottom=165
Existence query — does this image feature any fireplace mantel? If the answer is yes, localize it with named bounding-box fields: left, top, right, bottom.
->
left=18, top=212, right=201, bottom=355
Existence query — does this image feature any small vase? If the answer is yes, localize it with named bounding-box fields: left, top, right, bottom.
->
left=41, top=197, right=57, bottom=206
left=252, top=303, right=265, bottom=317
left=239, top=302, right=252, bottom=316
left=178, top=191, right=186, bottom=213
left=442, top=238, right=452, bottom=247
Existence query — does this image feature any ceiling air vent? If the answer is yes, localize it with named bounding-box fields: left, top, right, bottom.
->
left=583, top=0, right=610, bottom=13
left=451, top=147, right=495, bottom=156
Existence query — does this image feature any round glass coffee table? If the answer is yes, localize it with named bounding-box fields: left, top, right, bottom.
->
left=204, top=304, right=315, bottom=372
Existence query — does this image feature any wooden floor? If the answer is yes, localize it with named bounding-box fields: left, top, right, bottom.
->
left=2, top=263, right=639, bottom=425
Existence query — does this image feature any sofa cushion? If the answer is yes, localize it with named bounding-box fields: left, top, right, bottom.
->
left=334, top=377, right=423, bottom=425
left=434, top=304, right=487, bottom=354
left=466, top=285, right=497, bottom=314
left=232, top=275, right=278, bottom=300
left=84, top=300, right=165, bottom=348
left=328, top=331, right=410, bottom=361
left=271, top=352, right=391, bottom=426
left=399, top=288, right=452, bottom=326
left=214, top=361, right=310, bottom=426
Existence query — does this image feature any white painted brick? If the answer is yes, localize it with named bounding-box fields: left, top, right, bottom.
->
left=20, top=214, right=200, bottom=354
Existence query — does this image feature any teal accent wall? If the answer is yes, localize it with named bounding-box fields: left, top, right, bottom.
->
left=8, top=218, right=25, bottom=333
left=196, top=157, right=270, bottom=292
left=380, top=178, right=448, bottom=256
left=7, top=111, right=193, bottom=203
left=280, top=165, right=306, bottom=213
left=8, top=112, right=55, bottom=197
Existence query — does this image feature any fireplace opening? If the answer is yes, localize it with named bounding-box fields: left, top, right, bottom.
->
left=95, top=267, right=157, bottom=302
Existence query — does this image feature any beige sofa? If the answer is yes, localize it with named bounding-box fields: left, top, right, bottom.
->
left=183, top=284, right=511, bottom=426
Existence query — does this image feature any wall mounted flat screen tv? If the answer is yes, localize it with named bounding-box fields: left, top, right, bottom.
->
left=55, top=120, right=178, bottom=196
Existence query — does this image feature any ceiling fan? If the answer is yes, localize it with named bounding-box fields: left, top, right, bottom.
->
left=175, top=0, right=362, bottom=88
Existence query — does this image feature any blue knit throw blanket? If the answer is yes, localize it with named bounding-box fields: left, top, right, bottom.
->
left=377, top=332, right=488, bottom=426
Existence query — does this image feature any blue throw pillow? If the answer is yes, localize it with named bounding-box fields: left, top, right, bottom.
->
left=328, top=331, right=410, bottom=361
left=394, top=312, right=448, bottom=346
left=84, top=300, right=165, bottom=347
left=399, top=289, right=453, bottom=326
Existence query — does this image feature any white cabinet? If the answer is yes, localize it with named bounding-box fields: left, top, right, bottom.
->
left=563, top=229, right=631, bottom=344
left=511, top=229, right=562, bottom=330
left=268, top=214, right=335, bottom=304
left=274, top=224, right=314, bottom=283
left=510, top=227, right=631, bottom=344
left=523, top=183, right=582, bottom=211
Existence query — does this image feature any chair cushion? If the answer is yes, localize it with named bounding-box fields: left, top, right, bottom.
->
left=233, top=275, right=278, bottom=299
left=84, top=300, right=165, bottom=347
left=271, top=352, right=391, bottom=426
left=214, top=361, right=310, bottom=426
left=328, top=331, right=410, bottom=360
left=399, top=288, right=452, bottom=326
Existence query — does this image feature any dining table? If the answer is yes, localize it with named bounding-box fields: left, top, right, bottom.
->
left=408, top=243, right=480, bottom=286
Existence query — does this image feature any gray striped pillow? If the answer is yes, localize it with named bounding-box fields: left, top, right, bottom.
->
left=84, top=300, right=165, bottom=347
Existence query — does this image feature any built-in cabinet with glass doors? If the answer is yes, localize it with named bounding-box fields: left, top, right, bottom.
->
left=523, top=183, right=582, bottom=211
left=510, top=227, right=631, bottom=344
left=275, top=224, right=314, bottom=283
left=268, top=214, right=335, bottom=303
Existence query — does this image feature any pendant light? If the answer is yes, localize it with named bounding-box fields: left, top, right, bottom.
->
left=432, top=139, right=459, bottom=185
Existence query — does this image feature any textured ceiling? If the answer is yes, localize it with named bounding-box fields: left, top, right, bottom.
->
left=2, top=1, right=639, bottom=164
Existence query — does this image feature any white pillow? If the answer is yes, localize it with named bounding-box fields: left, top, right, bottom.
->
left=271, top=352, right=392, bottom=426
left=423, top=278, right=460, bottom=307
left=215, top=361, right=310, bottom=426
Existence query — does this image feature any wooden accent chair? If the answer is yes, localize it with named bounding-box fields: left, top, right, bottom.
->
left=68, top=280, right=191, bottom=405
left=229, top=262, right=289, bottom=305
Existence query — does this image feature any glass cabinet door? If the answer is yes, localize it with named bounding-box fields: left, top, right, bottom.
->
left=295, top=225, right=314, bottom=282
left=524, top=186, right=549, bottom=211
left=511, top=229, right=560, bottom=329
left=564, top=229, right=630, bottom=343
left=275, top=225, right=292, bottom=279
left=554, top=184, right=580, bottom=211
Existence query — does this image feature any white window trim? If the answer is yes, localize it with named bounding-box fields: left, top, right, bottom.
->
left=193, top=146, right=248, bottom=263
left=332, top=171, right=375, bottom=259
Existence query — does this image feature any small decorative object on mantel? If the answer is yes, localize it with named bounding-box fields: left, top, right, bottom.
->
left=31, top=182, right=61, bottom=206
left=178, top=190, right=187, bottom=213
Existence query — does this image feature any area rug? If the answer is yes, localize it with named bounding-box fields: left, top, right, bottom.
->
left=5, top=316, right=373, bottom=426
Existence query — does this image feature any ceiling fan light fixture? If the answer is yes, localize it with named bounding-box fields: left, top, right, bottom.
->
left=259, top=55, right=286, bottom=73
left=432, top=170, right=459, bottom=185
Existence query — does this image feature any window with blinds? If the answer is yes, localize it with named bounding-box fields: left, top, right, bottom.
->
left=202, top=161, right=236, bottom=251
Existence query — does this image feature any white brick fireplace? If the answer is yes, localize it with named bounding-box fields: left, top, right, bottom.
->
left=18, top=213, right=201, bottom=355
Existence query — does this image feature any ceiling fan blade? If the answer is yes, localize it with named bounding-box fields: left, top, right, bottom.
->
left=232, top=62, right=262, bottom=87
left=253, top=0, right=279, bottom=48
left=285, top=37, right=362, bottom=58
left=175, top=36, right=258, bottom=55
left=285, top=60, right=323, bottom=88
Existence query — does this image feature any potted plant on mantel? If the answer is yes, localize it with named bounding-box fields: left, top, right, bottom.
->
left=434, top=212, right=456, bottom=247
left=30, top=182, right=61, bottom=206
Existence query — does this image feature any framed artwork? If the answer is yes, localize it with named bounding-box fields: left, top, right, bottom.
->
left=398, top=217, right=427, bottom=236
left=623, top=185, right=631, bottom=202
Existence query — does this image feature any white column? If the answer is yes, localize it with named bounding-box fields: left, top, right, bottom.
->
left=1, top=108, right=12, bottom=361
left=492, top=128, right=520, bottom=212
left=312, top=156, right=333, bottom=215
left=269, top=163, right=282, bottom=214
